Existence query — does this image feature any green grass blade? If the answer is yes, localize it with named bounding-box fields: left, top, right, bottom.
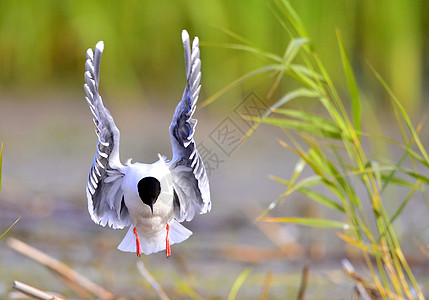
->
left=369, top=63, right=429, bottom=164
left=201, top=64, right=284, bottom=107
left=290, top=64, right=325, bottom=82
left=228, top=267, right=252, bottom=300
left=328, top=145, right=361, bottom=208
left=270, top=174, right=323, bottom=190
left=259, top=175, right=324, bottom=220
left=401, top=147, right=429, bottom=169
left=381, top=119, right=427, bottom=193
left=390, top=181, right=421, bottom=224
left=275, top=0, right=309, bottom=39
left=285, top=143, right=328, bottom=181
left=242, top=87, right=320, bottom=140
left=173, top=277, right=205, bottom=300
left=265, top=88, right=320, bottom=117
left=269, top=163, right=344, bottom=213
left=381, top=152, right=409, bottom=193
left=202, top=42, right=282, bottom=63
left=0, top=217, right=20, bottom=241
left=402, top=170, right=429, bottom=185
left=269, top=161, right=307, bottom=189
left=275, top=109, right=341, bottom=134
left=269, top=1, right=295, bottom=38
left=306, top=147, right=341, bottom=182
left=263, top=217, right=347, bottom=229
left=215, top=25, right=263, bottom=49
left=269, top=175, right=290, bottom=186
left=261, top=117, right=342, bottom=139
left=287, top=64, right=320, bottom=91
left=297, top=187, right=345, bottom=212
left=380, top=174, right=415, bottom=188
left=337, top=31, right=361, bottom=133
left=366, top=160, right=382, bottom=188
left=289, top=158, right=306, bottom=187
left=283, top=38, right=308, bottom=65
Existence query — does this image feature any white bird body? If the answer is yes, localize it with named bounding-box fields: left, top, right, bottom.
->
left=83, top=30, right=210, bottom=257
left=118, top=159, right=191, bottom=255
left=122, top=160, right=174, bottom=234
left=117, top=159, right=192, bottom=255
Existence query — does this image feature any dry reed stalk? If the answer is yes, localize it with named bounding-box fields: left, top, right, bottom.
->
left=13, top=280, right=67, bottom=300
left=7, top=237, right=115, bottom=300
left=296, top=265, right=309, bottom=300
left=259, top=270, right=273, bottom=300
left=342, top=259, right=383, bottom=300
left=136, top=261, right=170, bottom=300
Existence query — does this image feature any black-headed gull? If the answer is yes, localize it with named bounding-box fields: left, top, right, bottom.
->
left=83, top=30, right=211, bottom=257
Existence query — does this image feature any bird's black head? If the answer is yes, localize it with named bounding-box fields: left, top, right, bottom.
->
left=137, top=176, right=161, bottom=213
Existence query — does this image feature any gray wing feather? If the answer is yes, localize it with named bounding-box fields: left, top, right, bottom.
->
left=169, top=30, right=211, bottom=222
left=84, top=41, right=129, bottom=229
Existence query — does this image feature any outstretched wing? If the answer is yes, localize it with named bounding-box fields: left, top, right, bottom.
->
left=84, top=41, right=129, bottom=229
left=169, top=30, right=211, bottom=222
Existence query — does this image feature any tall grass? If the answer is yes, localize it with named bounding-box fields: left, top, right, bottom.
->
left=209, top=0, right=427, bottom=298
left=265, top=2, right=427, bottom=298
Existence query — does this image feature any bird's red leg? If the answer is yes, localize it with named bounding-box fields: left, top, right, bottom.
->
left=166, top=224, right=171, bottom=258
left=133, top=227, right=141, bottom=257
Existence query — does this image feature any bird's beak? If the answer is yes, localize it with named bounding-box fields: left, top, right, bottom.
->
left=149, top=203, right=154, bottom=214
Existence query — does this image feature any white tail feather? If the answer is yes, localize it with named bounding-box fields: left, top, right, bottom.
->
left=117, top=219, right=192, bottom=255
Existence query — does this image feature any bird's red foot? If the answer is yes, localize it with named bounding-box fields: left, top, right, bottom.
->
left=166, top=224, right=171, bottom=258
left=133, top=227, right=142, bottom=257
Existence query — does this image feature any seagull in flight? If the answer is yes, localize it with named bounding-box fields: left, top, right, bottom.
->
left=83, top=30, right=211, bottom=257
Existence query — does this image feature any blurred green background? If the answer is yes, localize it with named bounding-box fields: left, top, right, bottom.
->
left=1, top=1, right=429, bottom=299
left=0, top=0, right=428, bottom=114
